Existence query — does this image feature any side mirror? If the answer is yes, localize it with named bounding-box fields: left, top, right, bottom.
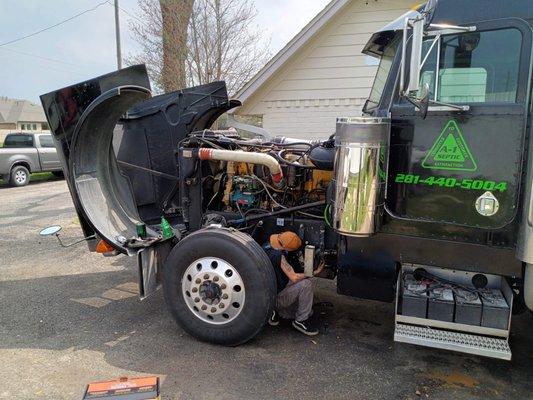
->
left=407, top=15, right=425, bottom=93
left=39, top=225, right=62, bottom=236
left=39, top=224, right=95, bottom=247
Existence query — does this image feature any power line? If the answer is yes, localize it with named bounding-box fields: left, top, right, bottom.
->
left=0, top=47, right=81, bottom=68
left=0, top=1, right=109, bottom=47
left=106, top=0, right=143, bottom=24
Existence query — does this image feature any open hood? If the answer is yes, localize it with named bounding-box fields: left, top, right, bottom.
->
left=40, top=65, right=239, bottom=254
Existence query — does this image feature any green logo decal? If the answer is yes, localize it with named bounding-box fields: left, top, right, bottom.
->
left=422, top=120, right=477, bottom=171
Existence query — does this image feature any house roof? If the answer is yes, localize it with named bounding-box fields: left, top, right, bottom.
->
left=231, top=0, right=351, bottom=110
left=0, top=97, right=47, bottom=124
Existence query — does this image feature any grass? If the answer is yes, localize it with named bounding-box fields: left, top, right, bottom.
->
left=30, top=172, right=55, bottom=182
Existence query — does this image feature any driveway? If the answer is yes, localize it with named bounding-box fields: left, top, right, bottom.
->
left=1, top=180, right=532, bottom=399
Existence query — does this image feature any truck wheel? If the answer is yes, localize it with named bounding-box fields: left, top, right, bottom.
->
left=9, top=166, right=30, bottom=187
left=163, top=228, right=276, bottom=346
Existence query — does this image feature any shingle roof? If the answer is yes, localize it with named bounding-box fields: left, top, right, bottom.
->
left=0, top=97, right=47, bottom=124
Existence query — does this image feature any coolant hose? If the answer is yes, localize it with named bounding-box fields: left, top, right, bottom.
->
left=198, top=148, right=284, bottom=185
left=524, top=263, right=533, bottom=311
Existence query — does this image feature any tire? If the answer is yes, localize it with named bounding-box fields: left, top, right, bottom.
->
left=163, top=227, right=277, bottom=346
left=52, top=171, right=64, bottom=178
left=9, top=165, right=30, bottom=187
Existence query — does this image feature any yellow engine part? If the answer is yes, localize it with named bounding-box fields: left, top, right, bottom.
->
left=305, top=170, right=333, bottom=192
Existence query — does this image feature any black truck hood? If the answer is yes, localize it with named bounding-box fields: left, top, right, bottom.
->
left=40, top=65, right=238, bottom=254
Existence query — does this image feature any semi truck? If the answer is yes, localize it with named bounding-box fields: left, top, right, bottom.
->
left=39, top=0, right=532, bottom=360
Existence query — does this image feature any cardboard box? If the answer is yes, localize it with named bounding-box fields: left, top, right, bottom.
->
left=83, top=376, right=160, bottom=400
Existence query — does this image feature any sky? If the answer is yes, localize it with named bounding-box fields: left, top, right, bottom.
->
left=0, top=0, right=331, bottom=103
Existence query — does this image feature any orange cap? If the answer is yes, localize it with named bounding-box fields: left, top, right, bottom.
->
left=270, top=231, right=302, bottom=251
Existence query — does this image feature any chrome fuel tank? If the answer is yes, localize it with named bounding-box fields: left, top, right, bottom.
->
left=332, top=117, right=390, bottom=237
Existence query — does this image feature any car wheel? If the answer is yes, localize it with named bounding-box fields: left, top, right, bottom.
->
left=163, top=228, right=276, bottom=346
left=9, top=166, right=30, bottom=187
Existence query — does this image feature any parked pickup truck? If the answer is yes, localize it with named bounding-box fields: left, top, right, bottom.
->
left=0, top=133, right=62, bottom=186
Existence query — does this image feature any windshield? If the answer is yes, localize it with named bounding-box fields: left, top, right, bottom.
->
left=363, top=35, right=400, bottom=113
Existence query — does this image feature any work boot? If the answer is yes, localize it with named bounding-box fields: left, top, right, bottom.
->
left=292, top=318, right=319, bottom=336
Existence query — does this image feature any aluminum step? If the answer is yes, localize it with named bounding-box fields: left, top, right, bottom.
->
left=394, top=323, right=512, bottom=360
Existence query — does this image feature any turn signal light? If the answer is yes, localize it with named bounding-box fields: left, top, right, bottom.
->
left=96, top=239, right=115, bottom=254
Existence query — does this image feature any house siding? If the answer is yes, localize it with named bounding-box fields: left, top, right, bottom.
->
left=235, top=0, right=411, bottom=139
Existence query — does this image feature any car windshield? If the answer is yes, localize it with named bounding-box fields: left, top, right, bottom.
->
left=363, top=35, right=400, bottom=113
left=3, top=134, right=33, bottom=148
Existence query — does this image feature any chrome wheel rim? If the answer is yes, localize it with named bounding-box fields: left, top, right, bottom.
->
left=182, top=257, right=245, bottom=325
left=15, top=170, right=27, bottom=184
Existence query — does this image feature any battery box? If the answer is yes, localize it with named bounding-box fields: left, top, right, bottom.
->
left=427, top=286, right=454, bottom=322
left=83, top=377, right=160, bottom=400
left=454, top=289, right=482, bottom=326
left=395, top=266, right=514, bottom=360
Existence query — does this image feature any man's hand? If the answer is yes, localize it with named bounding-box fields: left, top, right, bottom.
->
left=291, top=273, right=307, bottom=283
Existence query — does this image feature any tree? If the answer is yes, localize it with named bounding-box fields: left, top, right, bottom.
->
left=130, top=0, right=193, bottom=92
left=129, top=0, right=270, bottom=95
left=160, top=0, right=194, bottom=91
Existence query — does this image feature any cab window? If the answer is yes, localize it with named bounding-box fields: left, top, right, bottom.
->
left=39, top=135, right=55, bottom=148
left=4, top=134, right=34, bottom=148
left=364, top=36, right=400, bottom=112
left=420, top=29, right=522, bottom=103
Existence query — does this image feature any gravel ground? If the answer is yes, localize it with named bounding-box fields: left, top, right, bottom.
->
left=1, top=179, right=532, bottom=400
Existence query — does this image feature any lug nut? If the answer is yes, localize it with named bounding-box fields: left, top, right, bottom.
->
left=213, top=276, right=219, bottom=282
left=204, top=274, right=210, bottom=280
left=201, top=305, right=207, bottom=311
left=195, top=278, right=201, bottom=284
left=220, top=284, right=227, bottom=290
left=222, top=294, right=229, bottom=299
left=194, top=297, right=200, bottom=303
left=219, top=303, right=225, bottom=309
left=211, top=307, right=217, bottom=313
left=192, top=287, right=198, bottom=293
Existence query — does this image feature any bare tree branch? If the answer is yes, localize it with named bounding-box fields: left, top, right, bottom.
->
left=128, top=0, right=271, bottom=95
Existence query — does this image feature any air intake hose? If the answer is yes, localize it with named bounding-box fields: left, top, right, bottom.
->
left=197, top=148, right=284, bottom=186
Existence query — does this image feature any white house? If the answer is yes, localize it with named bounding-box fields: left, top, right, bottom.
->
left=232, top=0, right=412, bottom=139
left=0, top=97, right=50, bottom=142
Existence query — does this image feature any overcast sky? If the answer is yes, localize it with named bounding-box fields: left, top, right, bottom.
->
left=0, top=0, right=330, bottom=103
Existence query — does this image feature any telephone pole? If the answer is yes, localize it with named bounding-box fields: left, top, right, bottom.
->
left=114, top=0, right=122, bottom=70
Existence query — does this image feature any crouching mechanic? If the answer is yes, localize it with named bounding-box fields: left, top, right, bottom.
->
left=263, top=231, right=318, bottom=336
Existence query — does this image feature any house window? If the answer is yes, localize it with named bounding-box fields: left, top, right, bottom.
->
left=42, top=122, right=50, bottom=130
left=32, top=123, right=37, bottom=130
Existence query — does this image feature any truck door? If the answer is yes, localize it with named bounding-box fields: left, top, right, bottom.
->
left=36, top=134, right=61, bottom=170
left=387, top=19, right=532, bottom=230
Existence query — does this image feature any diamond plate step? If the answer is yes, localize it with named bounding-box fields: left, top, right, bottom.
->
left=394, top=323, right=512, bottom=360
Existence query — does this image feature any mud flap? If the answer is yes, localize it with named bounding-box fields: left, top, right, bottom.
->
left=138, top=240, right=173, bottom=299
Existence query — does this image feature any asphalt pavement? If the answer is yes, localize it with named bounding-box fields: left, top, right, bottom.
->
left=1, top=178, right=532, bottom=400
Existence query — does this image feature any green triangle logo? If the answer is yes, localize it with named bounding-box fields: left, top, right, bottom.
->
left=422, top=120, right=477, bottom=171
